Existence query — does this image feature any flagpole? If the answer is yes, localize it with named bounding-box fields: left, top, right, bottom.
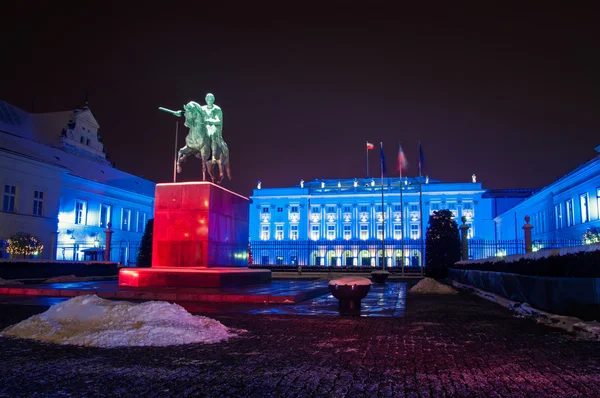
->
left=418, top=141, right=424, bottom=274
left=380, top=142, right=385, bottom=270
left=366, top=141, right=369, bottom=178
left=399, top=143, right=404, bottom=274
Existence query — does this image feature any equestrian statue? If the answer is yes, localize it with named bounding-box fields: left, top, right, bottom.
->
left=159, top=93, right=231, bottom=184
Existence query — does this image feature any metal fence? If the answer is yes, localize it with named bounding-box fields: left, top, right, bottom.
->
left=56, top=240, right=142, bottom=266
left=467, top=239, right=584, bottom=261
left=249, top=239, right=426, bottom=270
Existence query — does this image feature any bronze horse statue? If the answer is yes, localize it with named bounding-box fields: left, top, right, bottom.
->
left=168, top=101, right=231, bottom=183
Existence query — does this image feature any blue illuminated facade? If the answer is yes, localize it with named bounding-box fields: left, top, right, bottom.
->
left=0, top=100, right=155, bottom=262
left=249, top=177, right=528, bottom=266
left=494, top=147, right=600, bottom=243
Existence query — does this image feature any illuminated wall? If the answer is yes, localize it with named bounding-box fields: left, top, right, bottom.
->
left=495, top=152, right=600, bottom=241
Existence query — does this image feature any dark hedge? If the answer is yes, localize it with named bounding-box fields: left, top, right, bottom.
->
left=451, top=250, right=600, bottom=278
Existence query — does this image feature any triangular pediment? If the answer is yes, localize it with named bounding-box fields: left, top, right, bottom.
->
left=73, top=108, right=100, bottom=129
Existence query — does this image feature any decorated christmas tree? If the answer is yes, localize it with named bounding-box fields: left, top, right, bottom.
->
left=7, top=232, right=43, bottom=259
left=425, top=209, right=460, bottom=278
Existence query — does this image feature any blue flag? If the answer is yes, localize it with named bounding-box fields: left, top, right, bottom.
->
left=380, top=142, right=386, bottom=176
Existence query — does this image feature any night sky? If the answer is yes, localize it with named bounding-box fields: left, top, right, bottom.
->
left=2, top=3, right=599, bottom=197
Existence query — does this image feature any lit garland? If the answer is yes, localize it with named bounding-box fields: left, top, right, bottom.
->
left=582, top=227, right=600, bottom=245
left=7, top=232, right=43, bottom=257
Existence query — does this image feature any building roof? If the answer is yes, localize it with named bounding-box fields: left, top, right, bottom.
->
left=0, top=100, right=154, bottom=197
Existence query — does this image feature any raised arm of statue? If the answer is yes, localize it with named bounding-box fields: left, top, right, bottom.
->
left=158, top=107, right=183, bottom=117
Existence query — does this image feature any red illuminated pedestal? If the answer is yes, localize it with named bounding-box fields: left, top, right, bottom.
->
left=119, top=182, right=270, bottom=288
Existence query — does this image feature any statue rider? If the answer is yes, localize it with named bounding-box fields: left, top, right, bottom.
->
left=200, top=93, right=224, bottom=161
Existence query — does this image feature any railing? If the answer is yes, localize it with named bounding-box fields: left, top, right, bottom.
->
left=249, top=239, right=426, bottom=269
left=56, top=240, right=141, bottom=266
left=467, top=239, right=584, bottom=261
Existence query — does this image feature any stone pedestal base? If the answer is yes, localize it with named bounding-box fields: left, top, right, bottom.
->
left=119, top=267, right=272, bottom=288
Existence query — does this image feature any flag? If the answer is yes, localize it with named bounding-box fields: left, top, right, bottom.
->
left=366, top=142, right=374, bottom=150
left=418, top=141, right=424, bottom=176
left=397, top=144, right=409, bottom=172
left=380, top=142, right=386, bottom=176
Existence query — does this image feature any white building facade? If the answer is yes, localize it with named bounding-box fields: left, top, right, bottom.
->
left=0, top=100, right=155, bottom=263
left=494, top=147, right=600, bottom=244
left=249, top=177, right=527, bottom=267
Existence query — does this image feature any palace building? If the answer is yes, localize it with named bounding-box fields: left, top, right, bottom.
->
left=0, top=100, right=155, bottom=263
left=249, top=177, right=531, bottom=266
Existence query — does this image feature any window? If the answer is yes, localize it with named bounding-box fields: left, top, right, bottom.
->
left=360, top=225, right=368, bottom=240
left=262, top=207, right=269, bottom=213
left=463, top=202, right=472, bottom=210
left=261, top=255, right=269, bottom=265
left=554, top=203, right=563, bottom=229
left=311, top=206, right=320, bottom=213
left=598, top=188, right=600, bottom=220
left=327, top=206, right=336, bottom=213
left=360, top=205, right=368, bottom=212
left=75, top=200, right=87, bottom=224
left=311, top=225, right=320, bottom=240
left=343, top=206, right=351, bottom=213
left=376, top=205, right=382, bottom=212
left=466, top=223, right=473, bottom=238
left=290, top=255, right=298, bottom=265
left=290, top=225, right=298, bottom=240
left=377, top=224, right=384, bottom=239
left=100, top=204, right=112, bottom=228
left=430, top=203, right=440, bottom=211
left=410, top=224, right=419, bottom=239
left=393, top=205, right=401, bottom=212
left=137, top=212, right=146, bottom=232
left=448, top=203, right=456, bottom=210
left=326, top=225, right=335, bottom=240
left=261, top=225, right=270, bottom=240
left=394, top=224, right=402, bottom=240
left=80, top=136, right=85, bottom=143
left=276, top=256, right=283, bottom=265
left=275, top=225, right=283, bottom=240
left=565, top=199, right=574, bottom=227
left=580, top=193, right=589, bottom=223
left=122, top=209, right=131, bottom=231
left=410, top=204, right=419, bottom=212
left=290, top=206, right=298, bottom=213
left=32, top=190, right=44, bottom=216
left=86, top=138, right=90, bottom=146
left=276, top=207, right=283, bottom=213
left=343, top=225, right=352, bottom=240
left=3, top=184, right=16, bottom=213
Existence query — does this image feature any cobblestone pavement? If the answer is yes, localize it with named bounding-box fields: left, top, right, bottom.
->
left=1, top=290, right=599, bottom=397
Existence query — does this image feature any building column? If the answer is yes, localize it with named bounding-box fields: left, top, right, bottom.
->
left=104, top=222, right=113, bottom=262
left=523, top=216, right=534, bottom=253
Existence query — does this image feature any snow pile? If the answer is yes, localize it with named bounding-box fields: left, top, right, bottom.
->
left=1, top=295, right=240, bottom=347
left=44, top=275, right=103, bottom=283
left=0, top=277, right=23, bottom=285
left=328, top=276, right=372, bottom=286
left=408, top=278, right=457, bottom=294
left=451, top=280, right=600, bottom=340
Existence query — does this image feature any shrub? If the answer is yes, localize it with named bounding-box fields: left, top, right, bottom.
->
left=425, top=209, right=460, bottom=278
left=136, top=218, right=153, bottom=267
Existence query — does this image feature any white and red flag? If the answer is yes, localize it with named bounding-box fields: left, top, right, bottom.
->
left=397, top=144, right=409, bottom=172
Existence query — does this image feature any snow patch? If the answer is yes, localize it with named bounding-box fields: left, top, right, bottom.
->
left=451, top=280, right=600, bottom=340
left=328, top=276, right=372, bottom=286
left=456, top=242, right=600, bottom=265
left=408, top=278, right=457, bottom=294
left=1, top=294, right=241, bottom=347
left=43, top=275, right=110, bottom=283
left=0, top=278, right=23, bottom=285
